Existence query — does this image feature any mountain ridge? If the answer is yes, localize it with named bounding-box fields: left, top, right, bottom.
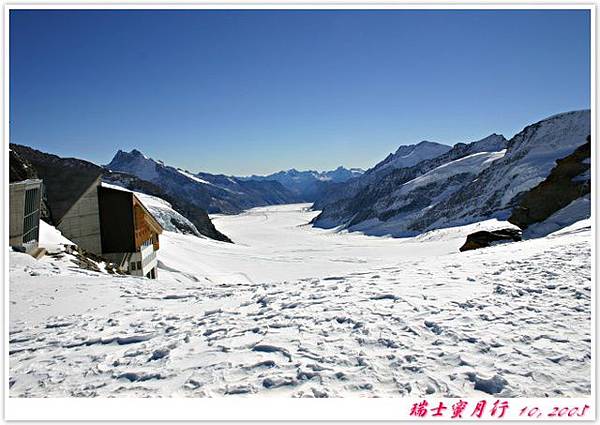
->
left=106, top=149, right=302, bottom=214
left=241, top=166, right=364, bottom=201
left=312, top=110, right=590, bottom=237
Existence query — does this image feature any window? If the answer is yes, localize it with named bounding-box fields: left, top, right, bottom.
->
left=137, top=261, right=142, bottom=270
left=22, top=187, right=40, bottom=243
left=131, top=262, right=136, bottom=271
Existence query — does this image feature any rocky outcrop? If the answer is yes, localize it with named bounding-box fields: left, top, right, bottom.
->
left=10, top=149, right=38, bottom=182
left=459, top=229, right=522, bottom=252
left=508, top=137, right=590, bottom=230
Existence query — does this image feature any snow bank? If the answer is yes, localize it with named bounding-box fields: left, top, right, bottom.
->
left=39, top=220, right=74, bottom=250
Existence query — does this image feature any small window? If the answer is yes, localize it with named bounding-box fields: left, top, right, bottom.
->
left=137, top=261, right=142, bottom=269
left=131, top=262, right=136, bottom=271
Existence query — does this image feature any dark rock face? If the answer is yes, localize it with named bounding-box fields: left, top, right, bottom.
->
left=10, top=144, right=231, bottom=243
left=508, top=138, right=591, bottom=229
left=9, top=148, right=53, bottom=222
left=459, top=229, right=522, bottom=252
left=10, top=149, right=38, bottom=182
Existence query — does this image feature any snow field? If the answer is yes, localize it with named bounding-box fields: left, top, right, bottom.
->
left=9, top=204, right=591, bottom=397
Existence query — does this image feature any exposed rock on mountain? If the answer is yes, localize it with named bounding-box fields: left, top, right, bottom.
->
left=521, top=195, right=591, bottom=239
left=509, top=137, right=590, bottom=232
left=107, top=150, right=301, bottom=214
left=10, top=148, right=38, bottom=182
left=459, top=229, right=522, bottom=252
left=10, top=144, right=231, bottom=242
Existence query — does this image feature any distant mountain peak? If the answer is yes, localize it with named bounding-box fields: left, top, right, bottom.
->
left=375, top=140, right=452, bottom=172
left=243, top=166, right=365, bottom=201
left=130, top=148, right=145, bottom=157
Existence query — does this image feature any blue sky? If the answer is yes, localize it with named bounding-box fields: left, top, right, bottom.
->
left=10, top=9, right=590, bottom=175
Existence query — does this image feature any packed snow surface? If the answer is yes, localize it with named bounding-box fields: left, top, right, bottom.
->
left=9, top=204, right=591, bottom=397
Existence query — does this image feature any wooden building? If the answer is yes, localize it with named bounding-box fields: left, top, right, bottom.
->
left=97, top=184, right=162, bottom=278
left=56, top=177, right=163, bottom=279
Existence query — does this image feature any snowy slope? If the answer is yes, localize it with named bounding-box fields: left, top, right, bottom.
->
left=313, top=133, right=508, bottom=232
left=9, top=204, right=591, bottom=398
left=39, top=220, right=74, bottom=249
left=402, top=150, right=505, bottom=193
left=313, top=111, right=589, bottom=236
left=524, top=195, right=591, bottom=238
left=344, top=150, right=506, bottom=236
left=134, top=193, right=203, bottom=236
left=414, top=110, right=591, bottom=231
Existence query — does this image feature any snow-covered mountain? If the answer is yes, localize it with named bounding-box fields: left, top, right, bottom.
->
left=313, top=134, right=506, bottom=214
left=412, top=110, right=591, bottom=231
left=344, top=150, right=507, bottom=236
left=312, top=110, right=590, bottom=237
left=242, top=166, right=364, bottom=201
left=370, top=140, right=452, bottom=174
left=106, top=149, right=302, bottom=214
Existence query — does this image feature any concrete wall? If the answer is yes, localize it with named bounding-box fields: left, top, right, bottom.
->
left=57, top=180, right=102, bottom=254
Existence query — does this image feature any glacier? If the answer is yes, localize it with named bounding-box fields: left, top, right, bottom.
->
left=9, top=204, right=591, bottom=398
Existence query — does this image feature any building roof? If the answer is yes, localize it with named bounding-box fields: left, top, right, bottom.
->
left=9, top=179, right=43, bottom=187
